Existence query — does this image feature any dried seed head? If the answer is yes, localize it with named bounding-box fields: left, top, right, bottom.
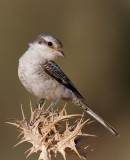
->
left=7, top=102, right=95, bottom=160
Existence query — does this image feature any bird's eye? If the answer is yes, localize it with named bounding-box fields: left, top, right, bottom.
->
left=48, top=42, right=53, bottom=46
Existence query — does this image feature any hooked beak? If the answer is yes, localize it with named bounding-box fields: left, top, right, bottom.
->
left=55, top=50, right=65, bottom=57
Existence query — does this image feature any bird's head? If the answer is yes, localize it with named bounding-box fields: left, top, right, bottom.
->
left=29, top=34, right=64, bottom=61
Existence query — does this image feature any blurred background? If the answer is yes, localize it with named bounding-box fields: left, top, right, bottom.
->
left=0, top=0, right=130, bottom=160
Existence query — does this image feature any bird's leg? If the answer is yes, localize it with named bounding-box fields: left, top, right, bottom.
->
left=47, top=98, right=60, bottom=112
left=36, top=98, right=45, bottom=108
left=40, top=98, right=60, bottom=115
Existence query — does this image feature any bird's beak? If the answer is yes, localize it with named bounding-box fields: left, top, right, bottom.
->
left=55, top=50, right=65, bottom=57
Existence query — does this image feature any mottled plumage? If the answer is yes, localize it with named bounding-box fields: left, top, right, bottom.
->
left=43, top=61, right=83, bottom=99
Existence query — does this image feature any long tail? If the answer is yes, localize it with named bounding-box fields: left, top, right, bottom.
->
left=84, top=105, right=119, bottom=136
left=72, top=97, right=120, bottom=136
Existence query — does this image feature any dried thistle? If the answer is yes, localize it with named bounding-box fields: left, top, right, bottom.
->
left=7, top=102, right=95, bottom=160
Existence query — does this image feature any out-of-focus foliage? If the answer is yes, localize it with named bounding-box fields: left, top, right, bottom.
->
left=0, top=0, right=130, bottom=160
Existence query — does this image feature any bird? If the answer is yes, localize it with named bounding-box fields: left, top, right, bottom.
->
left=18, top=34, right=119, bottom=136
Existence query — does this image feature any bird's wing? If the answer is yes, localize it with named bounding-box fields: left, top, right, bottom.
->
left=42, top=61, right=84, bottom=99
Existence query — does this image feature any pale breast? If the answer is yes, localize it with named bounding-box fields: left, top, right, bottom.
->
left=18, top=52, right=75, bottom=101
left=18, top=56, right=65, bottom=100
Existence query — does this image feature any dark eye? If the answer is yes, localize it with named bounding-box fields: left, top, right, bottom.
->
left=48, top=41, right=53, bottom=46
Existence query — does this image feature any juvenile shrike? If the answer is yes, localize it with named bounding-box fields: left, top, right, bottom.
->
left=18, top=34, right=119, bottom=136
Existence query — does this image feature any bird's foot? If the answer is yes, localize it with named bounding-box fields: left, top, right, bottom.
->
left=36, top=98, right=45, bottom=108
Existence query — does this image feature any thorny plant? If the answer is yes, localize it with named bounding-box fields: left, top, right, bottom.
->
left=7, top=102, right=96, bottom=160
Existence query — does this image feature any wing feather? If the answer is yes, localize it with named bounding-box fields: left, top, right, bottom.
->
left=42, top=61, right=84, bottom=99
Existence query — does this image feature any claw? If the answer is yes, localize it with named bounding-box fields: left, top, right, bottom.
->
left=36, top=98, right=45, bottom=108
